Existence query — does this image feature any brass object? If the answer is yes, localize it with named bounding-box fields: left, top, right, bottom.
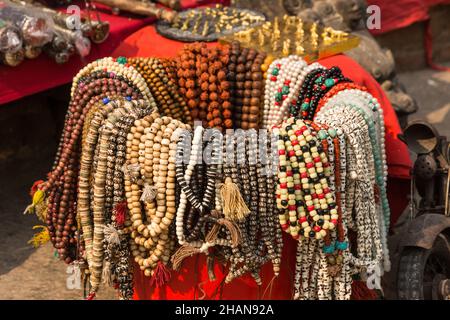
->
left=156, top=5, right=265, bottom=42
left=220, top=15, right=359, bottom=63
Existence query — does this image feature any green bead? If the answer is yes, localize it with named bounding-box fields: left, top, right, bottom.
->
left=327, top=128, right=337, bottom=137
left=282, top=86, right=289, bottom=95
left=275, top=92, right=282, bottom=101
left=325, top=78, right=335, bottom=87
left=117, top=56, right=127, bottom=65
left=318, top=130, right=328, bottom=140
left=301, top=102, right=309, bottom=111
left=272, top=68, right=279, bottom=75
left=315, top=76, right=323, bottom=84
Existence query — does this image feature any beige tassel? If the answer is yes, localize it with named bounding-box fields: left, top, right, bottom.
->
left=103, top=224, right=121, bottom=245
left=140, top=184, right=158, bottom=202
left=219, top=177, right=250, bottom=221
left=171, top=244, right=201, bottom=271
left=101, top=261, right=113, bottom=286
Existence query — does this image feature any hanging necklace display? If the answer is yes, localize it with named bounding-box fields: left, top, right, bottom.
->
left=156, top=5, right=265, bottom=42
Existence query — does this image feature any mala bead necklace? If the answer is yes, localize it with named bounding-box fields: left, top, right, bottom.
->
left=269, top=56, right=307, bottom=127
left=323, top=90, right=390, bottom=271
left=241, top=50, right=266, bottom=130
left=171, top=129, right=242, bottom=271
left=129, top=57, right=192, bottom=125
left=233, top=47, right=249, bottom=128
left=296, top=66, right=351, bottom=120
left=71, top=57, right=152, bottom=102
left=275, top=118, right=338, bottom=241
left=104, top=100, right=153, bottom=299
left=176, top=43, right=204, bottom=123
left=262, top=56, right=289, bottom=129
left=42, top=75, right=140, bottom=262
left=125, top=114, right=189, bottom=280
left=226, top=41, right=240, bottom=127
left=315, top=82, right=368, bottom=115
left=204, top=46, right=232, bottom=130
left=315, top=103, right=385, bottom=273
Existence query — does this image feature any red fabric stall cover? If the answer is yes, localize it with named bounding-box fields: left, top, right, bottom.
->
left=0, top=0, right=222, bottom=105
left=112, top=26, right=412, bottom=300
left=366, top=0, right=450, bottom=35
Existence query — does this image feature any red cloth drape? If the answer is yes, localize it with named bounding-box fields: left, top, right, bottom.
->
left=111, top=28, right=412, bottom=300
left=366, top=0, right=450, bottom=35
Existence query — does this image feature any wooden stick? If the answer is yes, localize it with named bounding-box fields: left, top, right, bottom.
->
left=95, top=0, right=177, bottom=22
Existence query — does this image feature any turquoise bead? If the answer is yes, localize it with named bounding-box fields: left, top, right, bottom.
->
left=301, top=102, right=310, bottom=111
left=282, top=86, right=289, bottom=95
left=325, top=78, right=335, bottom=87
left=318, top=130, right=328, bottom=140
left=117, top=56, right=127, bottom=65
left=323, top=243, right=336, bottom=254
left=272, top=68, right=279, bottom=75
left=315, top=76, right=323, bottom=84
left=328, top=128, right=337, bottom=137
left=336, top=241, right=348, bottom=250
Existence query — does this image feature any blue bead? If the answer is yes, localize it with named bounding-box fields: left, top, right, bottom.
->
left=126, top=96, right=132, bottom=101
left=336, top=241, right=348, bottom=250
left=102, top=97, right=110, bottom=104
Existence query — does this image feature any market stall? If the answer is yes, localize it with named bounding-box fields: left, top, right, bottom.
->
left=20, top=2, right=419, bottom=301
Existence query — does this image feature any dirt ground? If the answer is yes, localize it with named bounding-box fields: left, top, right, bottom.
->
left=0, top=67, right=449, bottom=300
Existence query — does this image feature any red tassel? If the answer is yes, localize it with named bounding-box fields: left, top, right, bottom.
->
left=351, top=280, right=379, bottom=300
left=86, top=292, right=96, bottom=300
left=149, top=261, right=171, bottom=288
left=30, top=180, right=44, bottom=197
left=114, top=200, right=128, bottom=227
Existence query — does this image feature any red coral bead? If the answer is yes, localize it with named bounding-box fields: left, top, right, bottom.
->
left=280, top=183, right=287, bottom=189
left=288, top=150, right=295, bottom=157
left=314, top=226, right=321, bottom=232
left=299, top=216, right=307, bottom=223
left=307, top=205, right=315, bottom=212
left=278, top=149, right=285, bottom=155
left=306, top=162, right=314, bottom=168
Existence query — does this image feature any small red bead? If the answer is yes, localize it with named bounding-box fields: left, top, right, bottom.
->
left=301, top=126, right=308, bottom=132
left=293, top=234, right=300, bottom=240
left=286, top=171, right=293, bottom=176
left=276, top=64, right=281, bottom=68
left=302, top=111, right=308, bottom=117
left=324, top=162, right=330, bottom=167
left=305, top=98, right=310, bottom=103
left=270, top=76, right=277, bottom=81
left=314, top=226, right=321, bottom=232
left=292, top=140, right=299, bottom=146
left=331, top=219, right=338, bottom=225
left=278, top=150, right=285, bottom=155
left=312, top=193, right=318, bottom=199
left=301, top=172, right=308, bottom=179
left=294, top=185, right=301, bottom=190
left=299, top=216, right=307, bottom=223
left=284, top=80, right=291, bottom=85
left=295, top=130, right=302, bottom=136
left=277, top=88, right=282, bottom=92
left=314, top=157, right=321, bottom=163
left=318, top=193, right=325, bottom=199
left=321, top=85, right=326, bottom=90
left=280, top=183, right=287, bottom=189
left=288, top=205, right=296, bottom=211
left=306, top=162, right=314, bottom=168
left=282, top=95, right=287, bottom=100
left=276, top=194, right=280, bottom=198
left=307, top=205, right=315, bottom=212
left=323, top=187, right=330, bottom=194
left=281, top=223, right=289, bottom=231
left=288, top=150, right=295, bottom=157
left=275, top=101, right=280, bottom=106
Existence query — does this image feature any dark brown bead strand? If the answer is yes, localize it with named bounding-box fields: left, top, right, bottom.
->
left=233, top=47, right=248, bottom=128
